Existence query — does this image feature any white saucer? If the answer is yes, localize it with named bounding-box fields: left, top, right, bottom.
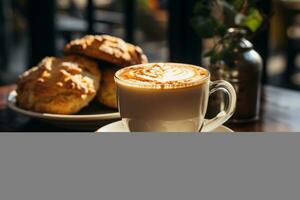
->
left=96, top=120, right=234, bottom=133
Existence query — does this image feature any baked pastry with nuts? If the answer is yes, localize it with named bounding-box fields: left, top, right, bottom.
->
left=64, top=35, right=148, bottom=109
left=64, top=35, right=148, bottom=66
left=16, top=55, right=100, bottom=114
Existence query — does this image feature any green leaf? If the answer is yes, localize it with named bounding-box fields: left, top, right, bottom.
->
left=191, top=14, right=228, bottom=38
left=210, top=51, right=221, bottom=64
left=191, top=17, right=220, bottom=38
left=216, top=23, right=228, bottom=37
left=240, top=8, right=263, bottom=32
left=232, top=0, right=245, bottom=11
left=204, top=49, right=215, bottom=58
left=193, top=1, right=210, bottom=15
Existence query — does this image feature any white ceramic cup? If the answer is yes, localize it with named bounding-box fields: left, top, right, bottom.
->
left=114, top=63, right=236, bottom=132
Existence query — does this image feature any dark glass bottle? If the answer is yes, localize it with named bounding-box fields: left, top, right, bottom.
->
left=207, top=28, right=263, bottom=122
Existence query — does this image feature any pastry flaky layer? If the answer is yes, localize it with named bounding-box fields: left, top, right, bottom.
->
left=16, top=55, right=101, bottom=114
left=115, top=63, right=208, bottom=89
left=64, top=34, right=149, bottom=109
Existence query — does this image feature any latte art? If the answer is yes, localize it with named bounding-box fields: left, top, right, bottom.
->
left=116, top=63, right=208, bottom=89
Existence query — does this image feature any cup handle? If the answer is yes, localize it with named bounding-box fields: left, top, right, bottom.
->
left=201, top=80, right=237, bottom=132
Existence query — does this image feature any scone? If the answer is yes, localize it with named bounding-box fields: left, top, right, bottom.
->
left=64, top=35, right=148, bottom=66
left=16, top=55, right=101, bottom=114
left=64, top=34, right=148, bottom=109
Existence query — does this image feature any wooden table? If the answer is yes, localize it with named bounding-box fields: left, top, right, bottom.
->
left=0, top=84, right=299, bottom=132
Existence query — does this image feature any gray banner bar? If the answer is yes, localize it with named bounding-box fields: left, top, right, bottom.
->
left=0, top=133, right=299, bottom=200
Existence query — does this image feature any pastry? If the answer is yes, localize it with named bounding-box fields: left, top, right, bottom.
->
left=64, top=34, right=148, bottom=108
left=64, top=35, right=148, bottom=66
left=16, top=55, right=101, bottom=114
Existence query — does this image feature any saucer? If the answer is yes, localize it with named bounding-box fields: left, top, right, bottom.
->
left=96, top=120, right=234, bottom=133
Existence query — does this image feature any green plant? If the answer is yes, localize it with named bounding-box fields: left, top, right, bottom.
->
left=191, top=0, right=267, bottom=64
left=191, top=0, right=266, bottom=38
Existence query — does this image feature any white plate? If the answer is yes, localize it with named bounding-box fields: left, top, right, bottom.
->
left=96, top=120, right=234, bottom=133
left=7, top=91, right=121, bottom=130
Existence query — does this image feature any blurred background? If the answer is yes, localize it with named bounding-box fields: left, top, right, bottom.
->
left=0, top=0, right=300, bottom=91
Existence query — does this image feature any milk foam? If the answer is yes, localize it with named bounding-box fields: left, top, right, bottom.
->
left=116, top=63, right=208, bottom=89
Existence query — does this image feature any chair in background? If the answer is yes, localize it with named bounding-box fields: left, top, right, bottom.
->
left=84, top=0, right=136, bottom=43
left=57, top=0, right=123, bottom=39
left=27, top=0, right=137, bottom=66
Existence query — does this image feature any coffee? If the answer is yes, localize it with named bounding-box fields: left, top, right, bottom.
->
left=115, top=63, right=210, bottom=131
left=116, top=63, right=208, bottom=89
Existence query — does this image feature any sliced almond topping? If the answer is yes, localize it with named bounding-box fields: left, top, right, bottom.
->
left=56, top=82, right=63, bottom=87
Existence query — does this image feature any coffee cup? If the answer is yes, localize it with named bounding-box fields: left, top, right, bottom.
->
left=114, top=63, right=236, bottom=132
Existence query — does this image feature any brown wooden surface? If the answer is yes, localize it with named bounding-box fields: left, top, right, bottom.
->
left=0, top=84, right=299, bottom=132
